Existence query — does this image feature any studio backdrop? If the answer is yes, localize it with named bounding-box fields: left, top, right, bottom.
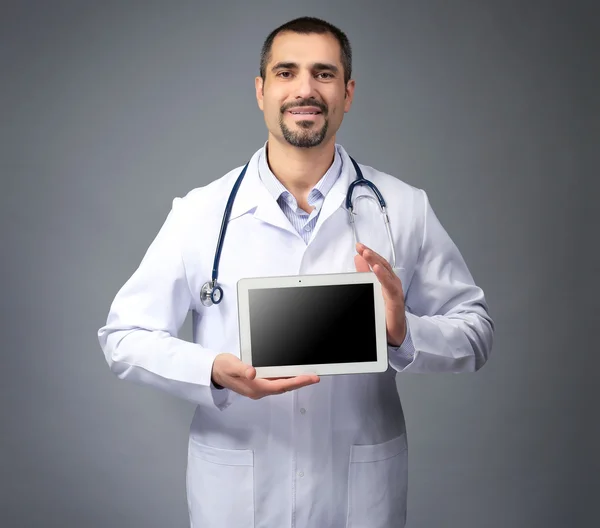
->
left=1, top=1, right=597, bottom=527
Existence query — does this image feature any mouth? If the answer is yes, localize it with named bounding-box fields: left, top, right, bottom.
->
left=288, top=111, right=322, bottom=116
left=286, top=110, right=323, bottom=122
left=285, top=106, right=324, bottom=118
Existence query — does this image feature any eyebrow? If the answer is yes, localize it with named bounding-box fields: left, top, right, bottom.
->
left=271, top=62, right=339, bottom=74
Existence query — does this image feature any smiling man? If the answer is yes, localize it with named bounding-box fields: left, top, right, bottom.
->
left=253, top=24, right=356, bottom=217
left=99, top=16, right=494, bottom=528
left=259, top=31, right=348, bottom=150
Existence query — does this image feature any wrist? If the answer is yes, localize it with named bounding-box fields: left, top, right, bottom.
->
left=211, top=357, right=224, bottom=390
left=388, top=325, right=407, bottom=347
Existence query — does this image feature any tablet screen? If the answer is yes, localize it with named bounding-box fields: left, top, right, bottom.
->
left=248, top=283, right=378, bottom=367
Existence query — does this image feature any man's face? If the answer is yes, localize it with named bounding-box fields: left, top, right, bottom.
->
left=256, top=31, right=355, bottom=148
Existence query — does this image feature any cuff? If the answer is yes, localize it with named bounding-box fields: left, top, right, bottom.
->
left=208, top=356, right=235, bottom=410
left=388, top=316, right=416, bottom=371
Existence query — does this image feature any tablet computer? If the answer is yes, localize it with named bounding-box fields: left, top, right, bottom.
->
left=237, top=271, right=388, bottom=378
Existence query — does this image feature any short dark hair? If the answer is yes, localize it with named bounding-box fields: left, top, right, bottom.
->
left=260, top=17, right=353, bottom=85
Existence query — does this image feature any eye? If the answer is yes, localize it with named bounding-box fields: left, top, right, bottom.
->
left=317, top=72, right=334, bottom=79
left=277, top=71, right=293, bottom=78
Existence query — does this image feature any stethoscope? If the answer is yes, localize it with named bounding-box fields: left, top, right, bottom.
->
left=200, top=156, right=396, bottom=307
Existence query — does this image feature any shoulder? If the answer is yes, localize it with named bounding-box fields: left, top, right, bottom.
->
left=356, top=159, right=420, bottom=193
left=336, top=144, right=424, bottom=202
left=355, top=160, right=428, bottom=215
left=182, top=164, right=246, bottom=208
left=167, top=163, right=248, bottom=223
left=173, top=144, right=264, bottom=216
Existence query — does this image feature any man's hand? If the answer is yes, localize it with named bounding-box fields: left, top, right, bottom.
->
left=354, top=242, right=407, bottom=346
left=211, top=353, right=320, bottom=399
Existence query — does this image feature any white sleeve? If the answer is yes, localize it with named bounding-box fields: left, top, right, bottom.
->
left=97, top=197, right=233, bottom=410
left=387, top=322, right=416, bottom=367
left=388, top=189, right=494, bottom=373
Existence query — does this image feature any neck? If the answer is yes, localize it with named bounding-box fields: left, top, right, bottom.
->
left=265, top=135, right=336, bottom=201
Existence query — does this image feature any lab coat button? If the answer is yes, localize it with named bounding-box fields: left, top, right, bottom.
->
left=300, top=408, right=306, bottom=414
left=298, top=471, right=304, bottom=477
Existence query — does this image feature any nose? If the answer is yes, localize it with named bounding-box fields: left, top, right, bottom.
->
left=294, top=71, right=319, bottom=100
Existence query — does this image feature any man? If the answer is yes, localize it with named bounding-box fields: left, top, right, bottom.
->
left=98, top=16, right=494, bottom=528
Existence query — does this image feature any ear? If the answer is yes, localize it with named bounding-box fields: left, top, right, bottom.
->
left=344, top=79, right=356, bottom=112
left=255, top=76, right=264, bottom=111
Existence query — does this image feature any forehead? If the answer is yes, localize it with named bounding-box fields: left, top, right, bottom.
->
left=268, top=31, right=342, bottom=67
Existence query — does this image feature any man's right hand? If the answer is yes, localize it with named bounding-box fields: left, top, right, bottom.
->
left=211, top=353, right=320, bottom=399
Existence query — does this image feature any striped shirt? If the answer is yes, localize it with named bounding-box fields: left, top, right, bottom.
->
left=258, top=143, right=342, bottom=244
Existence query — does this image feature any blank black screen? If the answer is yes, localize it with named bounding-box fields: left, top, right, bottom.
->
left=248, top=283, right=377, bottom=367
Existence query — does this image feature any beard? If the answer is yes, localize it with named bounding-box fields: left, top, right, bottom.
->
left=278, top=100, right=329, bottom=148
left=279, top=116, right=329, bottom=148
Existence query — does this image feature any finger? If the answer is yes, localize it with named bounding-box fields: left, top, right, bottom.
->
left=355, top=244, right=401, bottom=294
left=354, top=253, right=371, bottom=273
left=360, top=246, right=394, bottom=275
left=372, top=263, right=404, bottom=299
left=355, top=243, right=392, bottom=273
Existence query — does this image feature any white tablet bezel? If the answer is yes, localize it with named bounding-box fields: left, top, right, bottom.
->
left=237, top=271, right=388, bottom=378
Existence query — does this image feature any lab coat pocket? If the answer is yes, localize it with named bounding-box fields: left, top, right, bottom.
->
left=347, top=434, right=408, bottom=528
left=187, top=438, right=255, bottom=528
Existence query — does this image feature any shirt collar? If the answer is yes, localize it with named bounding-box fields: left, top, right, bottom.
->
left=228, top=143, right=356, bottom=226
left=258, top=141, right=343, bottom=206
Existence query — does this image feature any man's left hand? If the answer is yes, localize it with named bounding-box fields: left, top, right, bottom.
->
left=354, top=242, right=407, bottom=347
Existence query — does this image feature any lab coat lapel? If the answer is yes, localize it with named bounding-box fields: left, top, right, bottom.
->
left=253, top=189, right=300, bottom=237
left=309, top=145, right=356, bottom=242
left=229, top=149, right=300, bottom=238
left=229, top=144, right=359, bottom=240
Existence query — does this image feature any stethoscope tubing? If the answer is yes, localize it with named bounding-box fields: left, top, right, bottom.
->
left=201, top=156, right=394, bottom=307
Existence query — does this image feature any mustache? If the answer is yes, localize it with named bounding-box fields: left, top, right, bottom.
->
left=281, top=100, right=328, bottom=114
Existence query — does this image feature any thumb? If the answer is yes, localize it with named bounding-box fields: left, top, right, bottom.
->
left=233, top=357, right=255, bottom=380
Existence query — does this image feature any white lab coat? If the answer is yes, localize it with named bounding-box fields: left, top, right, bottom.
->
left=98, top=144, right=493, bottom=528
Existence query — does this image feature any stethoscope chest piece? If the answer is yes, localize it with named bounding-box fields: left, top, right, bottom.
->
left=200, top=280, right=223, bottom=307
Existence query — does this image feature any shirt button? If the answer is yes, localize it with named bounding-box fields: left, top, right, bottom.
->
left=300, top=408, right=306, bottom=414
left=298, top=471, right=304, bottom=478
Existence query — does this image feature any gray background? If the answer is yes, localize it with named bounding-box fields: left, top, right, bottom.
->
left=1, top=0, right=597, bottom=527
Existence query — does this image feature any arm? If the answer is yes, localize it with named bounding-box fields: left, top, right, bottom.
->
left=97, top=197, right=232, bottom=409
left=97, top=197, right=320, bottom=406
left=358, top=189, right=494, bottom=373
left=394, top=189, right=494, bottom=372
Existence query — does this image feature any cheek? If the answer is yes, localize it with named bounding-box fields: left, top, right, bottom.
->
left=265, top=96, right=284, bottom=118
left=327, top=103, right=343, bottom=121
left=260, top=100, right=276, bottom=122
left=269, top=104, right=283, bottom=123
left=326, top=94, right=346, bottom=117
